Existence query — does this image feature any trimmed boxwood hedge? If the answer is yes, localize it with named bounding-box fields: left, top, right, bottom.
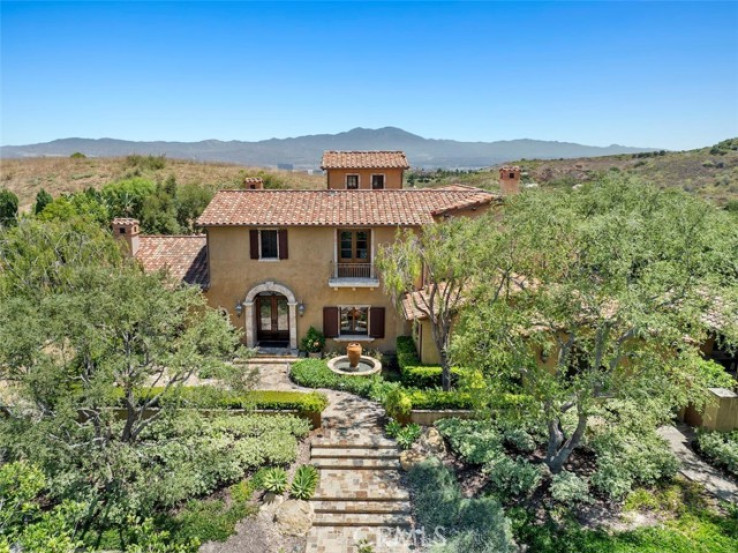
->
left=396, top=336, right=465, bottom=388
left=115, top=386, right=328, bottom=415
left=290, top=357, right=472, bottom=411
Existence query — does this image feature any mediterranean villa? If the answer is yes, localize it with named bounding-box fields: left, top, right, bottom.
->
left=111, top=152, right=737, bottom=377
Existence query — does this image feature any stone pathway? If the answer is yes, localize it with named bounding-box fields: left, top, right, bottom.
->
left=248, top=355, right=416, bottom=552
left=658, top=424, right=738, bottom=503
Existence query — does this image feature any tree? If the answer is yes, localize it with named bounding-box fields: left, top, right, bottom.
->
left=0, top=188, right=19, bottom=227
left=0, top=218, right=242, bottom=443
left=33, top=188, right=53, bottom=215
left=377, top=217, right=487, bottom=390
left=453, top=176, right=738, bottom=474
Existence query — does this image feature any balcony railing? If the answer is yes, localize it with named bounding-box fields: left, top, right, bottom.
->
left=329, top=262, right=379, bottom=288
left=332, top=262, right=374, bottom=279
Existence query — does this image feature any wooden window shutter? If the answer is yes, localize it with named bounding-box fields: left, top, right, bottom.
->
left=278, top=229, right=288, bottom=260
left=323, top=307, right=339, bottom=338
left=369, top=307, right=385, bottom=338
left=249, top=230, right=259, bottom=259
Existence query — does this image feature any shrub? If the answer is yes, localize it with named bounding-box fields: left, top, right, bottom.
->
left=385, top=419, right=403, bottom=438
left=406, top=388, right=472, bottom=410
left=503, top=427, right=537, bottom=453
left=290, top=358, right=376, bottom=397
left=550, top=471, right=591, bottom=505
left=69, top=152, right=86, bottom=159
left=384, top=388, right=412, bottom=420
left=697, top=430, right=738, bottom=477
left=408, top=458, right=516, bottom=553
left=290, top=465, right=319, bottom=500
left=125, top=154, right=167, bottom=171
left=33, top=189, right=53, bottom=215
left=396, top=336, right=464, bottom=388
left=485, top=456, right=543, bottom=497
left=396, top=423, right=422, bottom=450
left=0, top=188, right=19, bottom=226
left=300, top=327, right=325, bottom=353
left=261, top=467, right=288, bottom=494
left=436, top=418, right=503, bottom=464
left=591, top=428, right=679, bottom=500
left=695, top=358, right=737, bottom=390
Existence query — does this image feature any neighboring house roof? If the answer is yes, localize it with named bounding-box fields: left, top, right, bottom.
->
left=196, top=188, right=500, bottom=227
left=135, top=235, right=209, bottom=288
left=321, top=151, right=410, bottom=170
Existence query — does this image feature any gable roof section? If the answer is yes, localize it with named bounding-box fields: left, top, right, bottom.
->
left=135, top=235, right=209, bottom=288
left=196, top=188, right=500, bottom=227
left=321, top=151, right=410, bottom=170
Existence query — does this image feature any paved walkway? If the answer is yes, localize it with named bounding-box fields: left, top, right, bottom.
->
left=658, top=424, right=738, bottom=503
left=250, top=357, right=416, bottom=552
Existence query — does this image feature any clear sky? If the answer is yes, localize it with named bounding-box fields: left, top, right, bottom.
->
left=1, top=1, right=737, bottom=150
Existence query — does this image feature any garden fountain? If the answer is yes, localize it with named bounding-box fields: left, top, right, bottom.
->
left=327, top=343, right=382, bottom=376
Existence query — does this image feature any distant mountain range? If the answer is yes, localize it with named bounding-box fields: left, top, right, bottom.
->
left=0, top=127, right=658, bottom=169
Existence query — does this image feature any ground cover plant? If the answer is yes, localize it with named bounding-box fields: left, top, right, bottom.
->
left=696, top=430, right=738, bottom=478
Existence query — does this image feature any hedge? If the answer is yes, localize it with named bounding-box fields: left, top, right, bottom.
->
left=290, top=357, right=472, bottom=411
left=396, top=336, right=465, bottom=388
left=114, top=386, right=329, bottom=415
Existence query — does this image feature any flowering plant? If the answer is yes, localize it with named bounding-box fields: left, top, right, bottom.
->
left=300, top=327, right=325, bottom=353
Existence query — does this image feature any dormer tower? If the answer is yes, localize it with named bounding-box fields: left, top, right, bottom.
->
left=112, top=217, right=141, bottom=256
left=321, top=151, right=410, bottom=190
left=499, top=165, right=521, bottom=195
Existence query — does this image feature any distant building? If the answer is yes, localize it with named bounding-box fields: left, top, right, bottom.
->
left=321, top=151, right=410, bottom=190
left=498, top=165, right=521, bottom=195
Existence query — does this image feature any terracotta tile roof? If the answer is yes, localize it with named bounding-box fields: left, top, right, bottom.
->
left=321, top=151, right=410, bottom=170
left=196, top=188, right=500, bottom=227
left=135, top=235, right=209, bottom=287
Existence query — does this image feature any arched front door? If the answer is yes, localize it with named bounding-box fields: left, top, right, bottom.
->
left=255, top=292, right=289, bottom=347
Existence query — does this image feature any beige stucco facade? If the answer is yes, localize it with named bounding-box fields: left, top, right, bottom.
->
left=205, top=225, right=411, bottom=352
left=326, top=168, right=404, bottom=190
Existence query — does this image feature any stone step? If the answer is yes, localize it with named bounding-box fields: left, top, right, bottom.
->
left=311, top=447, right=400, bottom=459
left=313, top=512, right=413, bottom=528
left=313, top=470, right=409, bottom=502
left=311, top=499, right=411, bottom=515
left=312, top=458, right=400, bottom=470
left=305, top=527, right=416, bottom=553
left=311, top=439, right=397, bottom=450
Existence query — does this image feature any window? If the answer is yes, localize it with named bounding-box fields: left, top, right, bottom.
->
left=346, top=174, right=359, bottom=189
left=509, top=172, right=516, bottom=179
left=340, top=306, right=369, bottom=335
left=371, top=174, right=385, bottom=189
left=260, top=230, right=278, bottom=259
left=339, top=229, right=370, bottom=262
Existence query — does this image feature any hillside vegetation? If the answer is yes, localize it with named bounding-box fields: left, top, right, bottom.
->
left=410, top=138, right=738, bottom=208
left=0, top=155, right=324, bottom=211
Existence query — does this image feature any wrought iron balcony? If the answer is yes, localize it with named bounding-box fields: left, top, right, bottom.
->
left=329, top=262, right=379, bottom=288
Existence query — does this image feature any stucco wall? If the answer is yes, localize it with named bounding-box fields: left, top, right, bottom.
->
left=206, top=225, right=409, bottom=351
left=326, top=168, right=404, bottom=190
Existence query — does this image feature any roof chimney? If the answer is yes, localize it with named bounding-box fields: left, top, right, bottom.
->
left=112, top=218, right=141, bottom=256
left=499, top=166, right=521, bottom=196
left=243, top=177, right=264, bottom=190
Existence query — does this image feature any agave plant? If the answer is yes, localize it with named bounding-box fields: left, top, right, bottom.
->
left=289, top=465, right=319, bottom=500
left=395, top=423, right=422, bottom=450
left=262, top=467, right=288, bottom=494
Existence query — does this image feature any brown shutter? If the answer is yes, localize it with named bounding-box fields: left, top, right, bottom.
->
left=249, top=230, right=259, bottom=259
left=278, top=229, right=288, bottom=260
left=369, top=307, right=385, bottom=338
left=323, top=306, right=339, bottom=338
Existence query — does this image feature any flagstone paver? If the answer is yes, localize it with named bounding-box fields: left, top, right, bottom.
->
left=248, top=355, right=417, bottom=552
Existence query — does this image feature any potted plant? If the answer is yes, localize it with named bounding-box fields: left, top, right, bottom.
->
left=301, top=327, right=325, bottom=358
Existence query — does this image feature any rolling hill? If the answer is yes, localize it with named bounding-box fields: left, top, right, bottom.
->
left=0, top=127, right=656, bottom=170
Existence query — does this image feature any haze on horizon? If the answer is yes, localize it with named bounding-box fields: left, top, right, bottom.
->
left=1, top=1, right=737, bottom=151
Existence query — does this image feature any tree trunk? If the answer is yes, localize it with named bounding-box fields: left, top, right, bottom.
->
left=440, top=350, right=452, bottom=391
left=545, top=411, right=588, bottom=474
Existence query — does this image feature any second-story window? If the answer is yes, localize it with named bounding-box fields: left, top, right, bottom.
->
left=371, top=174, right=385, bottom=189
left=260, top=230, right=278, bottom=259
left=340, top=306, right=369, bottom=335
left=250, top=229, right=288, bottom=260
left=346, top=174, right=359, bottom=189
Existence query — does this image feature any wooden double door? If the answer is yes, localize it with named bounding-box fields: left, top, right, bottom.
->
left=256, top=292, right=289, bottom=346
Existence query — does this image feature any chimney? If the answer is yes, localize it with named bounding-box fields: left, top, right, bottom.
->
left=112, top=218, right=141, bottom=256
left=243, top=177, right=264, bottom=190
left=499, top=165, right=521, bottom=195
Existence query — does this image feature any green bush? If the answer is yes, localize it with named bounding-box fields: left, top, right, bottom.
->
left=261, top=467, right=288, bottom=494
left=503, top=427, right=537, bottom=453
left=396, top=423, right=422, bottom=450
left=116, top=386, right=328, bottom=416
left=69, top=152, right=86, bottom=159
left=697, top=430, right=738, bottom=477
left=550, top=471, right=591, bottom=505
left=591, top=428, right=679, bottom=500
left=485, top=455, right=543, bottom=497
left=300, top=326, right=325, bottom=353
left=125, top=154, right=167, bottom=171
left=408, top=458, right=516, bottom=553
left=290, top=465, right=319, bottom=500
left=406, top=388, right=472, bottom=410
left=436, top=418, right=503, bottom=464
left=396, top=336, right=465, bottom=388
left=0, top=188, right=19, bottom=226
left=384, top=388, right=412, bottom=420
left=384, top=419, right=403, bottom=438
left=290, top=358, right=376, bottom=396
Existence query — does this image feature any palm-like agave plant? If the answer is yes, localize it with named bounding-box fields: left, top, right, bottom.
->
left=289, top=465, right=319, bottom=500
left=262, top=467, right=288, bottom=494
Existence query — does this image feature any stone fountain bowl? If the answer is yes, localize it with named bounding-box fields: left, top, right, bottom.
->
left=327, top=355, right=382, bottom=376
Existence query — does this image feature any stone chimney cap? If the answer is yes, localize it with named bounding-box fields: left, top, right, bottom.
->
left=112, top=217, right=140, bottom=225
left=500, top=165, right=521, bottom=172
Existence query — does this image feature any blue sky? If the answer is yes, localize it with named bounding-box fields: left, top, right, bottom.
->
left=1, top=1, right=737, bottom=150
